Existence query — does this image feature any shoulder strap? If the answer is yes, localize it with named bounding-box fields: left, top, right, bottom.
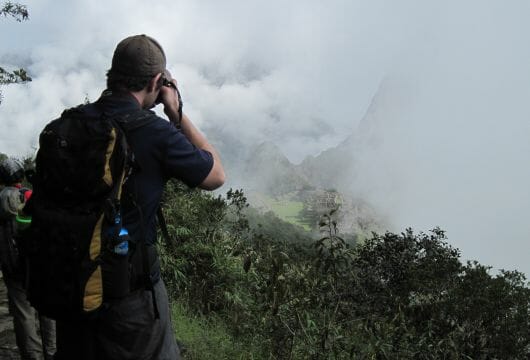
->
left=109, top=109, right=156, bottom=132
left=127, top=188, right=160, bottom=319
left=0, top=217, right=19, bottom=276
left=157, top=207, right=172, bottom=245
left=106, top=109, right=162, bottom=318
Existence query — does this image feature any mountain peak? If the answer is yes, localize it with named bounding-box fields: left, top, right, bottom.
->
left=248, top=141, right=291, bottom=166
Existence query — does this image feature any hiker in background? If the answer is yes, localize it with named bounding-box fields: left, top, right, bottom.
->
left=0, top=158, right=56, bottom=360
left=40, top=34, right=225, bottom=359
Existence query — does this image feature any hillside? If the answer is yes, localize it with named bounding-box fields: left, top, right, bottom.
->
left=295, top=134, right=356, bottom=191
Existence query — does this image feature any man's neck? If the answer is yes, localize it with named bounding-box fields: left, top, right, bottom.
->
left=130, top=91, right=145, bottom=108
left=101, top=89, right=143, bottom=108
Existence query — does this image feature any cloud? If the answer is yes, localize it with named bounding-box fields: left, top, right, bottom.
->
left=349, top=1, right=530, bottom=275
left=0, top=0, right=397, bottom=161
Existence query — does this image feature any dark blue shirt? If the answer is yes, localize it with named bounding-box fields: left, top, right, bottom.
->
left=85, top=91, right=213, bottom=283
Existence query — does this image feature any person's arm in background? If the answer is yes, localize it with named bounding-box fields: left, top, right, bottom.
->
left=160, top=81, right=226, bottom=190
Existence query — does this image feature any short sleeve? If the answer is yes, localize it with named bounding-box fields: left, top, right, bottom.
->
left=163, top=127, right=214, bottom=188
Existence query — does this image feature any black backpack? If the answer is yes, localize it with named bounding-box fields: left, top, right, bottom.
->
left=0, top=215, right=18, bottom=276
left=0, top=187, right=23, bottom=277
left=21, top=105, right=150, bottom=320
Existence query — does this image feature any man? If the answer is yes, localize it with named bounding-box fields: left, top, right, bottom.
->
left=54, top=35, right=225, bottom=359
left=0, top=158, right=56, bottom=360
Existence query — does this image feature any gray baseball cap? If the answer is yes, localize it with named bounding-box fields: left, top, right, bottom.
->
left=110, top=34, right=167, bottom=77
left=0, top=158, right=24, bottom=185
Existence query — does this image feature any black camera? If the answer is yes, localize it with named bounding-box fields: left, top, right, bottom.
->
left=155, top=75, right=177, bottom=104
left=156, top=75, right=183, bottom=128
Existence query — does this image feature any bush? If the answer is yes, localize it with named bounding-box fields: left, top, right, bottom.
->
left=159, top=185, right=530, bottom=359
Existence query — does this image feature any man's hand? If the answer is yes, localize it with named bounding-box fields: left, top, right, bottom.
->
left=159, top=77, right=180, bottom=120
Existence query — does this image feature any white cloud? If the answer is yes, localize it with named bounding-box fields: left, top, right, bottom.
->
left=1, top=0, right=395, bottom=160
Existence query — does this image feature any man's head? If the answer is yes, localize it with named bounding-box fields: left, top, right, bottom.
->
left=0, top=158, right=24, bottom=186
left=106, top=34, right=169, bottom=100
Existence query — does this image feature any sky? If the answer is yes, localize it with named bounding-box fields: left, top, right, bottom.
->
left=1, top=0, right=530, bottom=276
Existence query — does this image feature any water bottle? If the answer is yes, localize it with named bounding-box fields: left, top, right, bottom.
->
left=114, top=228, right=129, bottom=256
left=106, top=226, right=131, bottom=297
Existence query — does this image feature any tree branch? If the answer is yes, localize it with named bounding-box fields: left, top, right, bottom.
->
left=1, top=2, right=29, bottom=22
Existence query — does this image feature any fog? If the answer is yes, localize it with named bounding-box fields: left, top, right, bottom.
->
left=349, top=2, right=530, bottom=276
left=1, top=0, right=530, bottom=275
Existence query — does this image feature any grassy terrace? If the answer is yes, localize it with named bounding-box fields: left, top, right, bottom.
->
left=260, top=196, right=310, bottom=231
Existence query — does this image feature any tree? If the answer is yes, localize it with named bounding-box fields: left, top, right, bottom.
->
left=1, top=1, right=28, bottom=20
left=0, top=2, right=31, bottom=104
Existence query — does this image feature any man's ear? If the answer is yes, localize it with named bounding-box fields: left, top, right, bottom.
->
left=148, top=73, right=163, bottom=93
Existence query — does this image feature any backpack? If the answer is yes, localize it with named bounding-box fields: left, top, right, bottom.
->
left=0, top=186, right=26, bottom=276
left=20, top=105, right=148, bottom=320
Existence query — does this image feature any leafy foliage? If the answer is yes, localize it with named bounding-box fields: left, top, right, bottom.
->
left=0, top=2, right=31, bottom=104
left=0, top=1, right=28, bottom=21
left=0, top=67, right=32, bottom=104
left=159, top=185, right=530, bottom=359
left=0, top=67, right=31, bottom=85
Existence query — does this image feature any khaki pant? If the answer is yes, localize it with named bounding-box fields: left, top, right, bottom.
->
left=4, top=274, right=56, bottom=360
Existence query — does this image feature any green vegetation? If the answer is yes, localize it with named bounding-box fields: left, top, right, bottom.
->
left=245, top=207, right=315, bottom=245
left=171, top=302, right=260, bottom=359
left=160, top=182, right=530, bottom=359
left=259, top=194, right=309, bottom=231
left=268, top=199, right=304, bottom=224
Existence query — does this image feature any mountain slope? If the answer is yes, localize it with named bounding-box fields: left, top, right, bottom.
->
left=241, top=141, right=313, bottom=195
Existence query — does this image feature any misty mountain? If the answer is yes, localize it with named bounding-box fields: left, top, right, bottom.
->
left=203, top=80, right=401, bottom=238
left=241, top=141, right=312, bottom=195
left=295, top=134, right=356, bottom=191
left=295, top=77, right=407, bottom=192
left=215, top=130, right=357, bottom=196
left=210, top=77, right=409, bottom=200
left=236, top=139, right=387, bottom=236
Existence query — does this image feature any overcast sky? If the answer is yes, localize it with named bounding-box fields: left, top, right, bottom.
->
left=1, top=0, right=530, bottom=276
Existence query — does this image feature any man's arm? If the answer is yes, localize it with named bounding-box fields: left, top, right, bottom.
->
left=161, top=86, right=225, bottom=190
left=176, top=114, right=225, bottom=190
